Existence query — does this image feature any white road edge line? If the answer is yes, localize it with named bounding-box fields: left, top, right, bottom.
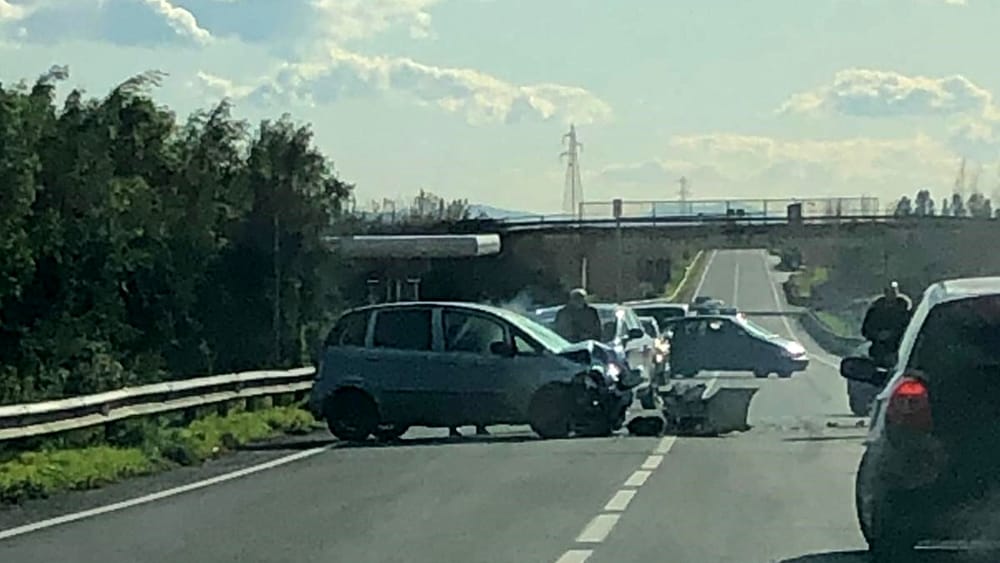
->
left=604, top=489, right=637, bottom=512
left=641, top=455, right=663, bottom=470
left=760, top=251, right=840, bottom=370
left=692, top=249, right=718, bottom=299
left=623, top=469, right=651, bottom=488
left=555, top=549, right=594, bottom=563
left=576, top=514, right=621, bottom=543
left=0, top=445, right=332, bottom=541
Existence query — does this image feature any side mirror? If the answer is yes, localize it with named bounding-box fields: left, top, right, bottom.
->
left=627, top=328, right=645, bottom=340
left=840, top=356, right=889, bottom=386
left=490, top=341, right=516, bottom=357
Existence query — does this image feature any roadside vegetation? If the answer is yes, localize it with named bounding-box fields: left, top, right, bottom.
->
left=0, top=401, right=320, bottom=504
left=668, top=250, right=710, bottom=303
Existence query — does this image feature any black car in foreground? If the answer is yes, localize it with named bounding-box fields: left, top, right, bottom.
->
left=841, top=276, right=1000, bottom=560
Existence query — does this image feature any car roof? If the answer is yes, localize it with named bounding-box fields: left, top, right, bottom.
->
left=341, top=301, right=513, bottom=317
left=629, top=302, right=688, bottom=309
left=924, top=277, right=1000, bottom=307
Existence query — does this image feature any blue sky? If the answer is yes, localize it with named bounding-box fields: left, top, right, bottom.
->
left=2, top=0, right=999, bottom=213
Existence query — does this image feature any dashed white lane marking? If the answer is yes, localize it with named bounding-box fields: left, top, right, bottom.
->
left=732, top=262, right=741, bottom=308
left=0, top=445, right=332, bottom=541
left=654, top=436, right=676, bottom=454
left=641, top=455, right=663, bottom=470
left=554, top=436, right=678, bottom=561
left=555, top=549, right=593, bottom=563
left=603, top=490, right=636, bottom=512
left=623, top=469, right=651, bottom=487
left=576, top=514, right=621, bottom=543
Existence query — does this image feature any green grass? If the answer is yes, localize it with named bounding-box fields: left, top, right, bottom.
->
left=788, top=266, right=829, bottom=299
left=0, top=405, right=320, bottom=504
left=667, top=250, right=710, bottom=303
left=814, top=310, right=858, bottom=338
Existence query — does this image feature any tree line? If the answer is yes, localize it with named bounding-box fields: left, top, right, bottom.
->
left=893, top=188, right=997, bottom=219
left=0, top=66, right=354, bottom=404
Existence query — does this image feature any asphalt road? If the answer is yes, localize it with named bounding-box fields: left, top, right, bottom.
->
left=0, top=249, right=976, bottom=562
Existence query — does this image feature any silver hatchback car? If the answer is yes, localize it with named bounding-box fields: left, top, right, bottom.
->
left=309, top=301, right=637, bottom=442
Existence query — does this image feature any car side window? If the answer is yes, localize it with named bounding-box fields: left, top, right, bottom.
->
left=514, top=334, right=541, bottom=355
left=443, top=310, right=508, bottom=355
left=372, top=309, right=432, bottom=351
left=325, top=311, right=368, bottom=347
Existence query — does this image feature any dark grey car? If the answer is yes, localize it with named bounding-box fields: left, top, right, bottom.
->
left=841, top=277, right=1000, bottom=559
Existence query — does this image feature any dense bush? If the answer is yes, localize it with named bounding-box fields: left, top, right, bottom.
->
left=0, top=66, right=353, bottom=405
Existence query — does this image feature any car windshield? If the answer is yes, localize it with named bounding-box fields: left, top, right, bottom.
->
left=495, top=308, right=572, bottom=352
left=736, top=316, right=779, bottom=340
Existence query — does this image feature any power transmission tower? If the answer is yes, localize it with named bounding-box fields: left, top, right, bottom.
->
left=561, top=124, right=584, bottom=216
left=678, top=176, right=691, bottom=214
left=955, top=157, right=967, bottom=195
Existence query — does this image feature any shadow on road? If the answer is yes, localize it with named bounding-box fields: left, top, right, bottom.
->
left=783, top=434, right=867, bottom=443
left=240, top=433, right=550, bottom=452
left=782, top=548, right=1000, bottom=562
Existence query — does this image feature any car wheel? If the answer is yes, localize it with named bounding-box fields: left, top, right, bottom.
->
left=777, top=370, right=793, bottom=379
left=753, top=370, right=769, bottom=378
left=529, top=384, right=572, bottom=439
left=373, top=424, right=409, bottom=442
left=324, top=389, right=379, bottom=442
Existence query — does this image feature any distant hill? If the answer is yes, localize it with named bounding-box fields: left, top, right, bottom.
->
left=466, top=204, right=544, bottom=220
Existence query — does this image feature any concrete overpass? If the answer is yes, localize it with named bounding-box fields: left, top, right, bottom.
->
left=349, top=198, right=1000, bottom=302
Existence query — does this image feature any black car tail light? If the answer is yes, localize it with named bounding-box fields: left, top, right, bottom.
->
left=886, top=374, right=932, bottom=433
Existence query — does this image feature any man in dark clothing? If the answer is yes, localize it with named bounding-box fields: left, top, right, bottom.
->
left=861, top=281, right=913, bottom=365
left=555, top=288, right=603, bottom=342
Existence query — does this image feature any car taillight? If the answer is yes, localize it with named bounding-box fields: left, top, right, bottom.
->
left=885, top=375, right=932, bottom=432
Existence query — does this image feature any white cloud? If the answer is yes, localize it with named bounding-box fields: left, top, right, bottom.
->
left=0, top=0, right=28, bottom=21
left=778, top=68, right=995, bottom=118
left=598, top=133, right=960, bottom=202
left=0, top=0, right=213, bottom=46
left=309, top=0, right=442, bottom=44
left=141, top=0, right=212, bottom=45
left=198, top=46, right=613, bottom=126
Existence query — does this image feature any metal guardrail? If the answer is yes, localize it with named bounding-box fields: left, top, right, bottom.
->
left=0, top=367, right=317, bottom=442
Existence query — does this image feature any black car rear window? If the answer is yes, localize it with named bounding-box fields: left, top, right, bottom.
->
left=911, top=296, right=1000, bottom=375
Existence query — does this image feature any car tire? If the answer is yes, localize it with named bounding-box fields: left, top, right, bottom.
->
left=373, top=424, right=409, bottom=442
left=753, top=370, right=769, bottom=378
left=324, top=389, right=379, bottom=442
left=529, top=384, right=573, bottom=439
left=777, top=370, right=793, bottom=379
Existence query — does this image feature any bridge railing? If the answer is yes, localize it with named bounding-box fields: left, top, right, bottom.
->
left=577, top=197, right=883, bottom=221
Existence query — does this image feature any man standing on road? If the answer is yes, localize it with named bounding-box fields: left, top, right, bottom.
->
left=555, top=288, right=603, bottom=343
left=861, top=281, right=913, bottom=365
